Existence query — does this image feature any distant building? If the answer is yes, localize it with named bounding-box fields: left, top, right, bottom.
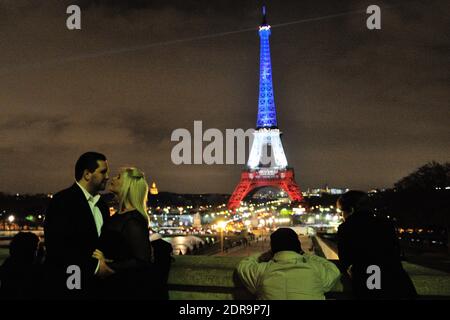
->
left=303, top=187, right=348, bottom=197
left=329, top=188, right=348, bottom=195
left=193, top=212, right=202, bottom=228
left=150, top=182, right=159, bottom=195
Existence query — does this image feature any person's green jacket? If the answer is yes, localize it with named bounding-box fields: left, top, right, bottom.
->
left=237, top=251, right=341, bottom=300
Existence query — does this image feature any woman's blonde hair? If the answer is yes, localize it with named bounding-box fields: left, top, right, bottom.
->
left=117, top=167, right=149, bottom=221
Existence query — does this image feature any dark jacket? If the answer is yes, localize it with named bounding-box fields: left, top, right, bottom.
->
left=151, top=238, right=173, bottom=300
left=43, top=183, right=110, bottom=299
left=98, top=210, right=155, bottom=299
left=0, top=257, right=42, bottom=300
left=337, top=211, right=417, bottom=299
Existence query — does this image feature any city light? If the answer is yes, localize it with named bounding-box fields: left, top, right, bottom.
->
left=8, top=215, right=15, bottom=223
left=217, top=220, right=227, bottom=230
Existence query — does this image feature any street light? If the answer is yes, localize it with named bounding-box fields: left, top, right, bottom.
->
left=217, top=220, right=227, bottom=253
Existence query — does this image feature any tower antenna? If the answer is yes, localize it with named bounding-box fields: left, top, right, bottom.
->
left=262, top=3, right=268, bottom=26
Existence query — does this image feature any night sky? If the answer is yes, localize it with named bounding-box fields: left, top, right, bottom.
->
left=0, top=0, right=449, bottom=194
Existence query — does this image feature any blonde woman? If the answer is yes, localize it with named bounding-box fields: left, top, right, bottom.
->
left=92, top=167, right=154, bottom=299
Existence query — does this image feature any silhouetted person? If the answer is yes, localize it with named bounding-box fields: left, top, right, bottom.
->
left=0, top=232, right=42, bottom=300
left=337, top=190, right=417, bottom=299
left=237, top=228, right=340, bottom=300
left=44, top=152, right=113, bottom=299
left=150, top=233, right=173, bottom=300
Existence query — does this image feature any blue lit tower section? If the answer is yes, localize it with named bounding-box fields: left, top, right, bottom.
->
left=257, top=6, right=277, bottom=129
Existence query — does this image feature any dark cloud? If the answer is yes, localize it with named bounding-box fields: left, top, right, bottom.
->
left=0, top=0, right=448, bottom=194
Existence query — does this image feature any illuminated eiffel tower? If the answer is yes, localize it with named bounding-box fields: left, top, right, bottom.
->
left=228, top=6, right=303, bottom=210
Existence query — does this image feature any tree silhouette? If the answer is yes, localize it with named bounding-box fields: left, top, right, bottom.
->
left=368, top=161, right=450, bottom=229
left=395, top=161, right=450, bottom=191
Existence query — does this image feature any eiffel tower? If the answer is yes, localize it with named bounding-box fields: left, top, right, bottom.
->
left=228, top=6, right=303, bottom=210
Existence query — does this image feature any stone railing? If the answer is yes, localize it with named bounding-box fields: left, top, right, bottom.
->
left=1, top=247, right=448, bottom=299
left=167, top=255, right=450, bottom=300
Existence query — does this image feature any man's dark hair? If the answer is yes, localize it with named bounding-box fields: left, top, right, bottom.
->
left=270, top=228, right=303, bottom=254
left=337, top=190, right=369, bottom=213
left=75, top=152, right=107, bottom=181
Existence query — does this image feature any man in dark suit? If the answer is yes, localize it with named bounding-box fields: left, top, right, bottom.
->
left=44, top=152, right=114, bottom=299
left=337, top=190, right=417, bottom=299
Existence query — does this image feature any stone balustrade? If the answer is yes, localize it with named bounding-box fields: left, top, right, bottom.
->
left=167, top=255, right=450, bottom=300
